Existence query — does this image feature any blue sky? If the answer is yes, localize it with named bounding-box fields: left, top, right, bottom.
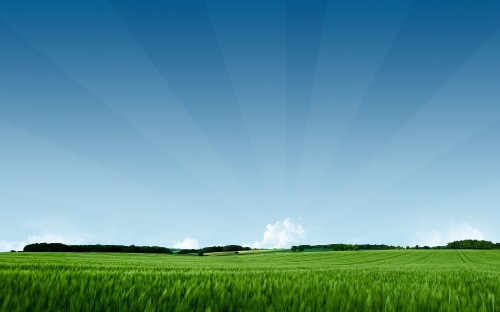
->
left=1, top=0, right=500, bottom=251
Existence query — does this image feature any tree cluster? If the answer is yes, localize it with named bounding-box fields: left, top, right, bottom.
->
left=357, top=244, right=399, bottom=250
left=291, top=241, right=500, bottom=252
left=177, top=245, right=250, bottom=255
left=177, top=249, right=199, bottom=255
left=446, top=240, right=495, bottom=249
left=202, top=245, right=251, bottom=253
left=291, top=243, right=413, bottom=252
left=23, top=243, right=172, bottom=254
left=291, top=244, right=360, bottom=252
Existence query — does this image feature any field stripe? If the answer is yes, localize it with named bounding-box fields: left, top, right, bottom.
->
left=460, top=251, right=473, bottom=263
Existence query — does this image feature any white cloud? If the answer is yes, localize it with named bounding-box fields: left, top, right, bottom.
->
left=0, top=233, right=88, bottom=252
left=411, top=222, right=485, bottom=247
left=0, top=240, right=26, bottom=252
left=447, top=223, right=484, bottom=242
left=173, top=237, right=199, bottom=249
left=252, top=218, right=305, bottom=249
left=26, top=233, right=86, bottom=245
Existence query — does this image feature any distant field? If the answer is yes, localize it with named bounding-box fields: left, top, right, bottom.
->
left=1, top=250, right=499, bottom=311
left=204, top=249, right=282, bottom=256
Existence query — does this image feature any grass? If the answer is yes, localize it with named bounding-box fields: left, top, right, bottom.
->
left=1, top=250, right=499, bottom=311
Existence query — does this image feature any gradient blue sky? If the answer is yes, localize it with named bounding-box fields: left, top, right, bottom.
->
left=1, top=0, right=500, bottom=251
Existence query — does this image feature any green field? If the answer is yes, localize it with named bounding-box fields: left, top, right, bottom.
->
left=1, top=250, right=499, bottom=311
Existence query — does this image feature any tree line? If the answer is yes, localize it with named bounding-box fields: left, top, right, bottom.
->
left=446, top=240, right=499, bottom=249
left=177, top=245, right=251, bottom=255
left=291, top=240, right=500, bottom=252
left=19, top=240, right=500, bottom=254
left=22, top=243, right=251, bottom=255
left=23, top=243, right=172, bottom=254
left=291, top=243, right=400, bottom=252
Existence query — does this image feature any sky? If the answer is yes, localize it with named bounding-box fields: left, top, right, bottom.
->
left=1, top=0, right=500, bottom=251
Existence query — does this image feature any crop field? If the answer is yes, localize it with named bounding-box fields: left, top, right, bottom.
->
left=1, top=250, right=499, bottom=311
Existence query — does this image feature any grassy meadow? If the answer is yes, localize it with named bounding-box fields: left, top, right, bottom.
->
left=1, top=249, right=499, bottom=311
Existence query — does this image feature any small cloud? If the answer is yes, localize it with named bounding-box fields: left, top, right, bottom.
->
left=26, top=233, right=86, bottom=245
left=0, top=240, right=26, bottom=252
left=173, top=238, right=199, bottom=249
left=411, top=229, right=443, bottom=247
left=252, top=218, right=305, bottom=249
left=446, top=223, right=484, bottom=242
left=0, top=232, right=88, bottom=252
left=411, top=222, right=484, bottom=247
